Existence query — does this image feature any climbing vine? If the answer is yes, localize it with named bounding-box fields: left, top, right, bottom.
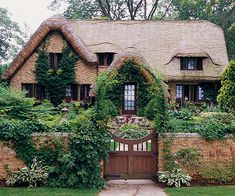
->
left=95, top=59, right=168, bottom=132
left=35, top=46, right=78, bottom=106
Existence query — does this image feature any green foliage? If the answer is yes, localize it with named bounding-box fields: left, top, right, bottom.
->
left=0, top=84, right=34, bottom=119
left=168, top=110, right=192, bottom=120
left=6, top=158, right=49, bottom=188
left=0, top=64, right=8, bottom=78
left=196, top=117, right=232, bottom=141
left=104, top=61, right=153, bottom=116
left=162, top=137, right=177, bottom=171
left=158, top=168, right=192, bottom=187
left=95, top=60, right=167, bottom=134
left=0, top=8, right=28, bottom=61
left=174, top=148, right=201, bottom=172
left=35, top=46, right=78, bottom=106
left=217, top=61, right=235, bottom=114
left=114, top=123, right=149, bottom=139
left=199, top=162, right=235, bottom=184
left=169, top=119, right=198, bottom=133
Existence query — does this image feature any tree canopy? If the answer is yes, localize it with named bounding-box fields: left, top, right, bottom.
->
left=0, top=8, right=28, bottom=63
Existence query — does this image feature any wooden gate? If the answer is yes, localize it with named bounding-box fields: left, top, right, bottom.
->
left=104, top=131, right=158, bottom=179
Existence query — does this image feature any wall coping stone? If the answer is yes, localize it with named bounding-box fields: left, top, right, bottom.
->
left=160, top=132, right=234, bottom=138
left=31, top=132, right=69, bottom=137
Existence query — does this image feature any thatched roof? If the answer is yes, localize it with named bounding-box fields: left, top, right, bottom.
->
left=2, top=15, right=228, bottom=81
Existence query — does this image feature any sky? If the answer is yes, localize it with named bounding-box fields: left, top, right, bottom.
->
left=0, top=0, right=64, bottom=34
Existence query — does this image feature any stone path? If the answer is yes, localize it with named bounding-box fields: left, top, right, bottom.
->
left=99, top=180, right=167, bottom=196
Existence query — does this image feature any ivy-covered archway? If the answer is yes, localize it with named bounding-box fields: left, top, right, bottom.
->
left=95, top=54, right=168, bottom=131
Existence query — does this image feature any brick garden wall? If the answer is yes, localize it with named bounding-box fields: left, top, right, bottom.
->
left=1, top=132, right=235, bottom=181
left=158, top=133, right=235, bottom=172
left=0, top=133, right=68, bottom=181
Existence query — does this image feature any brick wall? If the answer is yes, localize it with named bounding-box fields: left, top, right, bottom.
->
left=158, top=133, right=235, bottom=172
left=0, top=133, right=68, bottom=181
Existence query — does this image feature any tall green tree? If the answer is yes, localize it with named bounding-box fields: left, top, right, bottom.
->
left=217, top=60, right=235, bottom=114
left=0, top=8, right=28, bottom=62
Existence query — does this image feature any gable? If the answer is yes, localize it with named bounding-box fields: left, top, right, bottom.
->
left=2, top=15, right=97, bottom=80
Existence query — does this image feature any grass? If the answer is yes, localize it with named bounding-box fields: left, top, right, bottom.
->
left=0, top=188, right=100, bottom=196
left=165, top=185, right=235, bottom=196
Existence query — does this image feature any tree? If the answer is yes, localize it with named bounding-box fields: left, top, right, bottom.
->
left=0, top=8, right=28, bottom=62
left=49, top=0, right=174, bottom=20
left=217, top=61, right=235, bottom=114
left=0, top=64, right=8, bottom=78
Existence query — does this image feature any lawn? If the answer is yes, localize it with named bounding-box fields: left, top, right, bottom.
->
left=0, top=188, right=99, bottom=196
left=165, top=185, right=235, bottom=196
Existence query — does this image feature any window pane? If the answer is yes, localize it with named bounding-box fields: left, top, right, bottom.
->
left=187, top=58, right=195, bottom=70
left=176, top=85, right=183, bottom=99
left=22, top=83, right=33, bottom=97
left=80, top=84, right=91, bottom=100
left=124, top=84, right=135, bottom=111
left=198, top=86, right=204, bottom=100
left=71, top=84, right=78, bottom=100
left=35, top=84, right=45, bottom=100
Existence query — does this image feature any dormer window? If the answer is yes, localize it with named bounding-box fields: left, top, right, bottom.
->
left=97, top=53, right=114, bottom=66
left=180, top=57, right=203, bottom=70
left=49, top=53, right=62, bottom=70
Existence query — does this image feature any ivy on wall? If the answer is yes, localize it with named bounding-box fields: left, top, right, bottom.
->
left=35, top=45, right=78, bottom=107
left=105, top=60, right=152, bottom=116
left=95, top=59, right=168, bottom=132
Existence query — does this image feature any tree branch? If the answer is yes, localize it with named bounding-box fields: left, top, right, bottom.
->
left=148, top=0, right=159, bottom=20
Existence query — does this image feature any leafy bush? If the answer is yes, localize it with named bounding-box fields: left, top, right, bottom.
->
left=199, top=162, right=235, bottom=184
left=168, top=110, right=192, bottom=120
left=200, top=112, right=234, bottom=124
left=114, top=123, right=149, bottom=139
left=158, top=168, right=192, bottom=187
left=217, top=60, right=235, bottom=114
left=169, top=119, right=198, bottom=133
left=6, top=158, right=49, bottom=188
left=0, top=84, right=34, bottom=119
left=196, top=117, right=231, bottom=140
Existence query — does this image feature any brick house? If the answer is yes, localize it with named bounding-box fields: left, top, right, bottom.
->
left=1, top=15, right=228, bottom=115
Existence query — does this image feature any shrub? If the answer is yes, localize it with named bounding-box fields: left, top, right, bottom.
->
left=199, top=162, right=234, bottom=184
left=217, top=60, right=235, bottom=114
left=114, top=123, right=149, bottom=139
left=158, top=168, right=192, bottom=187
left=6, top=158, right=49, bottom=188
left=200, top=112, right=234, bottom=124
left=0, top=84, right=34, bottom=119
left=168, top=110, right=192, bottom=120
left=196, top=118, right=230, bottom=140
left=169, top=119, right=198, bottom=133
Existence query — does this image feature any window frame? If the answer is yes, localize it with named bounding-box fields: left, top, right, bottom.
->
left=80, top=84, right=91, bottom=101
left=49, top=53, right=62, bottom=70
left=180, top=57, right=203, bottom=71
left=97, top=53, right=114, bottom=66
